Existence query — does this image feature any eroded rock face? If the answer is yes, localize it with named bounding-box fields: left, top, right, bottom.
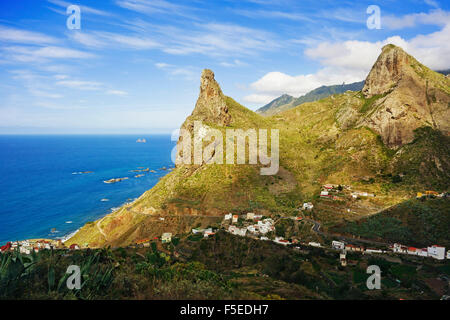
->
left=176, top=69, right=231, bottom=165
left=189, top=69, right=231, bottom=127
left=362, top=44, right=410, bottom=98
left=359, top=44, right=450, bottom=148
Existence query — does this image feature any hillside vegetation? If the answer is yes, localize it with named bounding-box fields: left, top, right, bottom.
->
left=67, top=45, right=449, bottom=249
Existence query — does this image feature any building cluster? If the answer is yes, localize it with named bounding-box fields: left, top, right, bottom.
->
left=191, top=228, right=217, bottom=238
left=391, top=243, right=449, bottom=260
left=416, top=191, right=448, bottom=199
left=224, top=213, right=274, bottom=240
left=319, top=184, right=347, bottom=201
left=351, top=191, right=375, bottom=199
left=0, top=239, right=67, bottom=254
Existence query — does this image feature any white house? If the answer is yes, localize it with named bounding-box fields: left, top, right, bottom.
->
left=228, top=225, right=246, bottom=237
left=320, top=191, right=329, bottom=196
left=392, top=243, right=408, bottom=254
left=260, top=236, right=269, bottom=241
left=302, top=202, right=314, bottom=210
left=417, top=248, right=428, bottom=257
left=246, top=212, right=255, bottom=220
left=428, top=245, right=446, bottom=260
left=161, top=232, right=172, bottom=243
left=247, top=225, right=257, bottom=233
left=274, top=237, right=289, bottom=246
left=192, top=228, right=204, bottom=234
left=308, top=242, right=321, bottom=247
left=257, top=219, right=274, bottom=234
left=332, top=241, right=345, bottom=250
left=366, top=249, right=383, bottom=254
left=447, top=250, right=450, bottom=259
left=340, top=251, right=347, bottom=267
left=224, top=213, right=232, bottom=221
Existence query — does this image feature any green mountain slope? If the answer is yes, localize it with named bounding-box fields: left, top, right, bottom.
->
left=256, top=81, right=364, bottom=116
left=67, top=45, right=449, bottom=249
left=332, top=198, right=450, bottom=247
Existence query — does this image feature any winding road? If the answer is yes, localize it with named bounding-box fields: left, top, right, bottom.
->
left=303, top=218, right=390, bottom=247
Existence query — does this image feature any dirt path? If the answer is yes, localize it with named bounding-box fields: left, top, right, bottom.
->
left=96, top=219, right=108, bottom=241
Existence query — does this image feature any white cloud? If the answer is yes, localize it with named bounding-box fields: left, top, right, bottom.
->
left=68, top=32, right=106, bottom=48
left=69, top=31, right=160, bottom=50
left=245, top=22, right=450, bottom=105
left=243, top=93, right=279, bottom=104
left=9, top=70, right=64, bottom=99
left=35, top=101, right=87, bottom=110
left=383, top=9, right=450, bottom=29
left=424, top=0, right=439, bottom=8
left=155, top=62, right=197, bottom=80
left=0, top=26, right=58, bottom=45
left=161, top=23, right=279, bottom=57
left=56, top=80, right=103, bottom=90
left=53, top=74, right=69, bottom=80
left=116, top=0, right=197, bottom=19
left=2, top=45, right=96, bottom=62
left=234, top=9, right=313, bottom=22
left=219, top=59, right=247, bottom=67
left=47, top=0, right=113, bottom=17
left=106, top=90, right=128, bottom=96
left=155, top=62, right=173, bottom=69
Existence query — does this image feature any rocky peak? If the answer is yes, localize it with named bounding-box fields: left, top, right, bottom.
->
left=359, top=44, right=450, bottom=148
left=190, top=69, right=231, bottom=126
left=176, top=69, right=231, bottom=166
left=362, top=44, right=411, bottom=98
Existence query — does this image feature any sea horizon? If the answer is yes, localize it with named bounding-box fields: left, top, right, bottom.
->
left=0, top=134, right=176, bottom=244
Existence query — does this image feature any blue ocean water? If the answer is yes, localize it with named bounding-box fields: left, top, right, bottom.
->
left=0, top=135, right=175, bottom=244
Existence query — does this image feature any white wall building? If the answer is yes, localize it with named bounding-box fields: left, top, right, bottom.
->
left=246, top=212, right=255, bottom=220
left=428, top=245, right=446, bottom=260
left=366, top=249, right=383, bottom=254
left=332, top=241, right=345, bottom=250
left=308, top=242, right=321, bottom=247
left=228, top=225, right=246, bottom=237
left=417, top=248, right=428, bottom=257
left=302, top=202, right=314, bottom=210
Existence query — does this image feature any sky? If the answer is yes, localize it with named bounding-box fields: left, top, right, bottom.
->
left=0, top=0, right=449, bottom=134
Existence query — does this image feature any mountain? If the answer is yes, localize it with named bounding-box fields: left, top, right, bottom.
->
left=437, top=69, right=450, bottom=76
left=360, top=44, right=449, bottom=148
left=256, top=81, right=365, bottom=116
left=67, top=44, right=449, bottom=249
left=256, top=94, right=296, bottom=115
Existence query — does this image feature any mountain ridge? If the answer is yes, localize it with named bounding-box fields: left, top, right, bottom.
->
left=66, top=44, right=449, bottom=249
left=256, top=81, right=365, bottom=116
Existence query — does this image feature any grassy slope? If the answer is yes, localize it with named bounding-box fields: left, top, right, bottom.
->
left=332, top=198, right=450, bottom=247
left=68, top=89, right=449, bottom=248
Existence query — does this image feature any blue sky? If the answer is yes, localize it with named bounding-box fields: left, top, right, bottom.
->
left=0, top=0, right=449, bottom=134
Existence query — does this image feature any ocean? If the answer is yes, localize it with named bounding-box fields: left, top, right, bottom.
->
left=0, top=135, right=175, bottom=244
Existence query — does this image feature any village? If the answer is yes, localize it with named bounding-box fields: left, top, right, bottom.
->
left=2, top=183, right=449, bottom=268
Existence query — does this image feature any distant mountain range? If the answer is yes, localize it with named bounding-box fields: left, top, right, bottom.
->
left=256, top=81, right=365, bottom=116
left=256, top=69, right=450, bottom=117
